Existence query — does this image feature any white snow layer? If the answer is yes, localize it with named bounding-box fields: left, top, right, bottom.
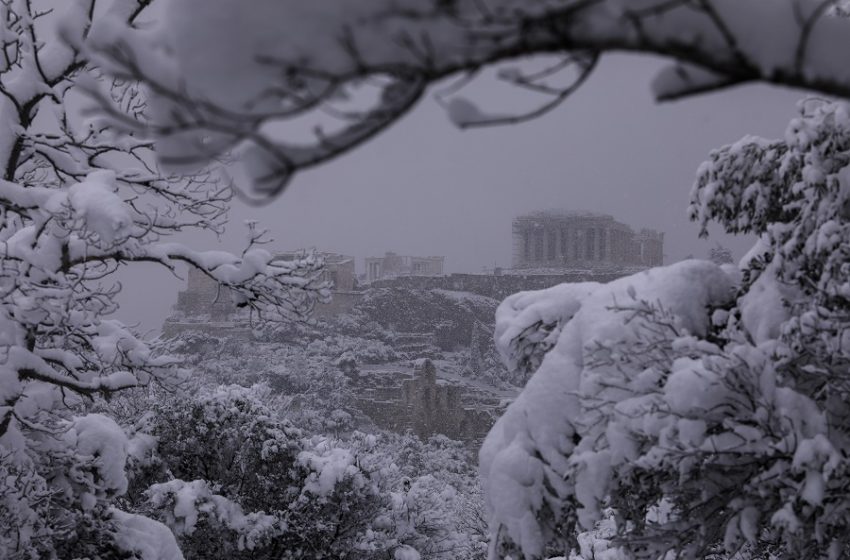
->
left=66, top=170, right=132, bottom=246
left=111, top=508, right=184, bottom=560
left=61, top=413, right=130, bottom=508
left=394, top=544, right=422, bottom=560
left=146, top=478, right=278, bottom=550
left=480, top=261, right=738, bottom=558
left=298, top=442, right=365, bottom=497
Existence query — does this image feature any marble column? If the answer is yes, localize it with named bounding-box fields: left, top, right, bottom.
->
left=560, top=228, right=568, bottom=262
left=599, top=228, right=608, bottom=261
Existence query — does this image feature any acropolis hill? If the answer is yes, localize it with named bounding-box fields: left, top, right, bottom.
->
left=161, top=211, right=664, bottom=443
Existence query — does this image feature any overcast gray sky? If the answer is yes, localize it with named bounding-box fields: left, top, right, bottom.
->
left=117, top=52, right=805, bottom=333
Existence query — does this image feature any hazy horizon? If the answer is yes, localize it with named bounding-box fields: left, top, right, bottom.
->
left=117, top=52, right=806, bottom=333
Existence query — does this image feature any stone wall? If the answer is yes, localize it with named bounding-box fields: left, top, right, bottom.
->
left=311, top=291, right=365, bottom=320
left=355, top=360, right=498, bottom=442
left=176, top=268, right=236, bottom=320
left=370, top=271, right=626, bottom=301
left=320, top=253, right=356, bottom=292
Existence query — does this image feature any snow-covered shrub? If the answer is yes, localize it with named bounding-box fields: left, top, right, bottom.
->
left=161, top=341, right=363, bottom=434
left=481, top=100, right=850, bottom=559
left=266, top=354, right=360, bottom=432
left=120, top=381, right=488, bottom=560
left=166, top=331, right=227, bottom=358
left=377, top=433, right=488, bottom=559
left=0, top=414, right=144, bottom=560
left=690, top=99, right=850, bottom=381
left=306, top=334, right=399, bottom=364
left=130, top=385, right=302, bottom=504
left=131, top=385, right=395, bottom=559
left=254, top=319, right=322, bottom=344
left=574, top=298, right=838, bottom=559
left=494, top=283, right=600, bottom=380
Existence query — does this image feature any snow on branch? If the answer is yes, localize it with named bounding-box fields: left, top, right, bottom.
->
left=80, top=0, right=850, bottom=197
left=494, top=281, right=600, bottom=376
left=480, top=261, right=738, bottom=558
left=482, top=99, right=850, bottom=558
left=0, top=3, right=330, bottom=554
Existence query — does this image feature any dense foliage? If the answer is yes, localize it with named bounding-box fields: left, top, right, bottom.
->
left=108, top=383, right=487, bottom=560
left=0, top=3, right=324, bottom=558
left=482, top=100, right=850, bottom=559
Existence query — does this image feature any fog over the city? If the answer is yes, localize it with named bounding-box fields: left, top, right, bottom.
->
left=118, top=53, right=803, bottom=333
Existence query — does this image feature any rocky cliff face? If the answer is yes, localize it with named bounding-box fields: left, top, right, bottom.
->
left=164, top=282, right=521, bottom=444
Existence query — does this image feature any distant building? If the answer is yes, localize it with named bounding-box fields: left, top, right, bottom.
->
left=364, top=252, right=444, bottom=283
left=277, top=251, right=356, bottom=292
left=174, top=266, right=238, bottom=321
left=168, top=251, right=356, bottom=324
left=512, top=210, right=664, bottom=270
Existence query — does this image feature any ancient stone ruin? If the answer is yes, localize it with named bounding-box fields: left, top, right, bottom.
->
left=512, top=210, right=664, bottom=270
left=364, top=251, right=445, bottom=283
left=163, top=210, right=665, bottom=444
left=163, top=252, right=358, bottom=337
left=352, top=359, right=499, bottom=443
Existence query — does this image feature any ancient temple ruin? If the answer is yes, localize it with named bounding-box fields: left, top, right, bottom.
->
left=277, top=252, right=356, bottom=292
left=512, top=210, right=664, bottom=270
left=364, top=252, right=445, bottom=283
left=163, top=251, right=357, bottom=336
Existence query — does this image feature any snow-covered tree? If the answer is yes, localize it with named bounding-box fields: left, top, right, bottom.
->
left=0, top=2, right=327, bottom=558
left=86, top=0, right=850, bottom=198
left=479, top=99, right=850, bottom=559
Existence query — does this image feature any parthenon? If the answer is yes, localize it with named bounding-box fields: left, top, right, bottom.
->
left=512, top=210, right=664, bottom=270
